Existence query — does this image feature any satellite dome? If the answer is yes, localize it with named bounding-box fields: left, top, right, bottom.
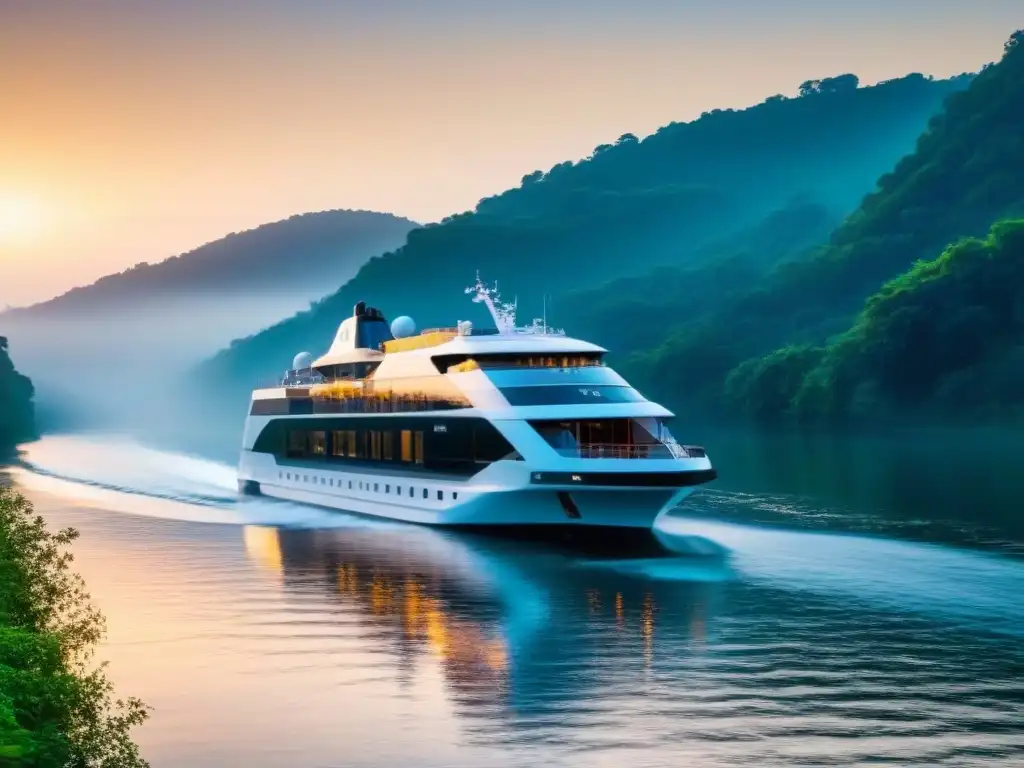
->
left=391, top=316, right=416, bottom=339
left=292, top=351, right=313, bottom=370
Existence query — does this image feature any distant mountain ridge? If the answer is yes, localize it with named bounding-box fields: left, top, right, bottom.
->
left=7, top=209, right=417, bottom=316
left=197, top=71, right=969, bottom=410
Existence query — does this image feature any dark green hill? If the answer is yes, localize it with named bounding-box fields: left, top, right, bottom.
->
left=634, top=31, right=1024, bottom=418
left=552, top=202, right=838, bottom=359
left=200, top=72, right=967, bottom=400
left=726, top=218, right=1024, bottom=423
left=0, top=337, right=34, bottom=454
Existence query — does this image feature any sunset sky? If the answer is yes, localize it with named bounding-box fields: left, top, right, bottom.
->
left=1, top=1, right=1019, bottom=307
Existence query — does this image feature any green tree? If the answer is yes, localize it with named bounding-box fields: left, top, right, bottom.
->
left=0, top=485, right=149, bottom=766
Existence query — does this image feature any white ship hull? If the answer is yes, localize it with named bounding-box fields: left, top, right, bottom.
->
left=239, top=449, right=700, bottom=529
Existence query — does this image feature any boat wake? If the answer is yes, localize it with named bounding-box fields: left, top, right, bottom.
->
left=11, top=434, right=1024, bottom=637
left=11, top=433, right=398, bottom=529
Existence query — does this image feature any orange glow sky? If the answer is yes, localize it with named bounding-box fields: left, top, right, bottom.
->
left=0, top=1, right=1019, bottom=307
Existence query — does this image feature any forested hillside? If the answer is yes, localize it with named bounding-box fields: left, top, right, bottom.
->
left=726, top=219, right=1024, bottom=424
left=0, top=337, right=34, bottom=455
left=201, top=72, right=966, bottom=400
left=7, top=209, right=416, bottom=314
left=553, top=202, right=838, bottom=358
left=631, top=31, right=1024, bottom=421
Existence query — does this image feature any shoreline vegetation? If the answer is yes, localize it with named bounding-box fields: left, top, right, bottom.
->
left=0, top=484, right=148, bottom=767
left=0, top=337, right=35, bottom=458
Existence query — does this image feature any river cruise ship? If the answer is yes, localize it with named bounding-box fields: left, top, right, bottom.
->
left=238, top=275, right=716, bottom=547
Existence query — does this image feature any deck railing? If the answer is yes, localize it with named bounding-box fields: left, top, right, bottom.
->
left=553, top=442, right=704, bottom=460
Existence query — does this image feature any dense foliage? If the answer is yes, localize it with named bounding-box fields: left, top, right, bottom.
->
left=0, top=485, right=148, bottom=766
left=726, top=219, right=1024, bottom=423
left=631, top=31, right=1024, bottom=421
left=0, top=337, right=34, bottom=455
left=200, top=73, right=965, bottom=399
left=6, top=210, right=416, bottom=315
left=554, top=202, right=837, bottom=359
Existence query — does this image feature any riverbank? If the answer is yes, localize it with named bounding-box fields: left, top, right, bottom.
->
left=0, top=484, right=148, bottom=767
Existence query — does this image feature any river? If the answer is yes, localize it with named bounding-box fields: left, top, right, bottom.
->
left=6, top=431, right=1024, bottom=767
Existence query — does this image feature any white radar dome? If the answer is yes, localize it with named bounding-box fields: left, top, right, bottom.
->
left=391, top=316, right=417, bottom=339
left=292, top=351, right=313, bottom=370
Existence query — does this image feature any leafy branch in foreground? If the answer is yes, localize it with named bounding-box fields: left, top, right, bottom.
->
left=0, top=484, right=149, bottom=767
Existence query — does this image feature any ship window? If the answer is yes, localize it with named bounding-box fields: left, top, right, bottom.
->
left=414, top=431, right=424, bottom=464
left=409, top=487, right=414, bottom=498
left=396, top=486, right=401, bottom=495
left=423, top=488, right=428, bottom=499
left=453, top=492, right=458, bottom=500
left=287, top=430, right=306, bottom=458
left=385, top=484, right=390, bottom=493
left=401, top=430, right=413, bottom=462
left=374, top=483, right=379, bottom=492
left=383, top=431, right=394, bottom=461
left=348, top=480, right=353, bottom=490
left=433, top=352, right=604, bottom=373
left=309, top=431, right=327, bottom=456
left=437, top=490, right=443, bottom=501
left=500, top=385, right=645, bottom=406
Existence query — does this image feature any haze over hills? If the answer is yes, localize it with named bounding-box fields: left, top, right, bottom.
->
left=6, top=209, right=417, bottom=315
left=0, top=209, right=415, bottom=435
left=198, top=70, right=970, bottom=429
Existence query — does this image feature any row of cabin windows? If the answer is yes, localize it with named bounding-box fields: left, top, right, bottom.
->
left=288, top=429, right=425, bottom=463
left=432, top=352, right=604, bottom=373
left=277, top=470, right=455, bottom=501
left=278, top=424, right=515, bottom=472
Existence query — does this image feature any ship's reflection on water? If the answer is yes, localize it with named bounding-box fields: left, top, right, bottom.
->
left=241, top=522, right=729, bottom=740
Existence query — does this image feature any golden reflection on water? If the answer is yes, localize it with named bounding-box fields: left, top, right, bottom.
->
left=243, top=524, right=511, bottom=704
left=242, top=525, right=284, bottom=576
left=242, top=524, right=692, bottom=689
left=642, top=593, right=655, bottom=670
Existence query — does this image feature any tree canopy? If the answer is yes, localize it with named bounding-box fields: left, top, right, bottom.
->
left=0, top=485, right=149, bottom=765
left=0, top=337, right=34, bottom=454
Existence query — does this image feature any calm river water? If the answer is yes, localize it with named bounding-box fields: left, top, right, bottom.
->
left=7, top=431, right=1024, bottom=767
